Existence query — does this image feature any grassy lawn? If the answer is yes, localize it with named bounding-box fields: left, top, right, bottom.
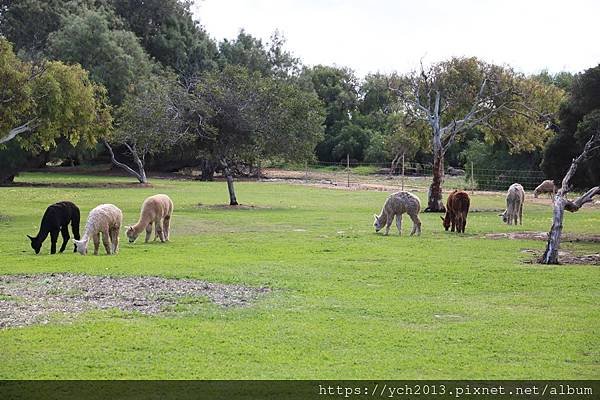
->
left=0, top=172, right=598, bottom=379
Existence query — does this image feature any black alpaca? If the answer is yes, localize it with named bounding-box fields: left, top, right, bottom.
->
left=28, top=201, right=81, bottom=254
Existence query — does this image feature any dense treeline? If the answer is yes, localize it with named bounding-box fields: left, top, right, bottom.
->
left=1, top=0, right=598, bottom=198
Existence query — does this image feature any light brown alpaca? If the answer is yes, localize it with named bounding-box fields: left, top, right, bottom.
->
left=533, top=180, right=557, bottom=198
left=373, top=191, right=422, bottom=236
left=126, top=194, right=174, bottom=243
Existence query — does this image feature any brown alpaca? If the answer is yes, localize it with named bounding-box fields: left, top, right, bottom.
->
left=533, top=180, right=557, bottom=198
left=126, top=194, right=174, bottom=243
left=441, top=190, right=470, bottom=233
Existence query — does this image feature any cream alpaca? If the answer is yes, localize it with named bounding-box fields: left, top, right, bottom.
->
left=499, top=183, right=525, bottom=225
left=74, top=204, right=122, bottom=255
left=533, top=180, right=557, bottom=198
left=373, top=191, right=422, bottom=236
left=126, top=194, right=173, bottom=243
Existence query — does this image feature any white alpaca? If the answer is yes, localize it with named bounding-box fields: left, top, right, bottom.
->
left=74, top=204, right=123, bottom=255
left=373, top=191, right=422, bottom=236
left=126, top=194, right=173, bottom=243
left=533, top=180, right=557, bottom=198
left=499, top=183, right=525, bottom=225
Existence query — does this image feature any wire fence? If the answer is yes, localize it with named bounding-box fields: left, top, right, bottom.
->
left=258, top=159, right=549, bottom=193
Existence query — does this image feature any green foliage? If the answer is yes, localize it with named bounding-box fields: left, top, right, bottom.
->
left=0, top=0, right=66, bottom=56
left=111, top=0, right=218, bottom=77
left=191, top=65, right=324, bottom=166
left=47, top=6, right=155, bottom=105
left=542, top=64, right=600, bottom=188
left=218, top=31, right=299, bottom=78
left=0, top=38, right=112, bottom=151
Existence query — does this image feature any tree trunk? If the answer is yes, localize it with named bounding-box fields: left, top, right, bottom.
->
left=225, top=170, right=238, bottom=205
left=540, top=133, right=599, bottom=264
left=199, top=160, right=216, bottom=181
left=541, top=196, right=566, bottom=264
left=426, top=144, right=446, bottom=212
left=104, top=141, right=148, bottom=184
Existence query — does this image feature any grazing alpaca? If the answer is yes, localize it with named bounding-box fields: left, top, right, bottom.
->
left=499, top=183, right=525, bottom=225
left=533, top=180, right=557, bottom=198
left=440, top=190, right=470, bottom=233
left=28, top=201, right=80, bottom=254
left=126, top=194, right=173, bottom=243
left=373, top=191, right=421, bottom=236
left=74, top=204, right=123, bottom=255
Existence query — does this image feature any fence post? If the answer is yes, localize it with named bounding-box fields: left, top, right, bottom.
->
left=401, top=153, right=405, bottom=191
left=346, top=154, right=350, bottom=188
left=257, top=159, right=261, bottom=182
left=471, top=161, right=474, bottom=193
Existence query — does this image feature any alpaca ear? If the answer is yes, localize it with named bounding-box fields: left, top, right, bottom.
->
left=439, top=216, right=444, bottom=221
left=27, top=235, right=34, bottom=241
left=373, top=214, right=378, bottom=220
left=498, top=213, right=503, bottom=216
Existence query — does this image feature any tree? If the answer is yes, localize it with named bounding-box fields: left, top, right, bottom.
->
left=304, top=65, right=359, bottom=162
left=191, top=65, right=324, bottom=205
left=391, top=57, right=563, bottom=212
left=218, top=30, right=299, bottom=78
left=0, top=0, right=66, bottom=57
left=541, top=64, right=600, bottom=189
left=541, top=131, right=600, bottom=264
left=47, top=6, right=154, bottom=105
left=110, top=0, right=218, bottom=78
left=0, top=38, right=112, bottom=181
left=106, top=74, right=191, bottom=183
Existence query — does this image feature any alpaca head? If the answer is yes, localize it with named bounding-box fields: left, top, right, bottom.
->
left=27, top=235, right=42, bottom=254
left=126, top=226, right=138, bottom=243
left=440, top=215, right=452, bottom=231
left=373, top=214, right=384, bottom=232
left=498, top=211, right=508, bottom=223
left=73, top=239, right=88, bottom=255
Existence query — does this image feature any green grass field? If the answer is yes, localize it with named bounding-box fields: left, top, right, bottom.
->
left=0, top=172, right=598, bottom=379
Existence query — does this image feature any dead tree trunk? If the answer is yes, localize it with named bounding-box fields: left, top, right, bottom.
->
left=541, top=134, right=600, bottom=264
left=104, top=141, right=148, bottom=184
left=221, top=159, right=239, bottom=206
left=427, top=137, right=446, bottom=212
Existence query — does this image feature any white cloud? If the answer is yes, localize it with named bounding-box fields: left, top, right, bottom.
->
left=192, top=0, right=600, bottom=77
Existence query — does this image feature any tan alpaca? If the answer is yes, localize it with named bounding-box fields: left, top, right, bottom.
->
left=533, top=180, right=557, bottom=198
left=373, top=191, right=422, bottom=236
left=74, top=204, right=122, bottom=255
left=126, top=194, right=174, bottom=243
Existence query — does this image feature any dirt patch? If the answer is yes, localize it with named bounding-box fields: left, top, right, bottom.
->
left=196, top=203, right=270, bottom=210
left=521, top=249, right=600, bottom=265
left=0, top=274, right=270, bottom=328
left=485, top=231, right=600, bottom=243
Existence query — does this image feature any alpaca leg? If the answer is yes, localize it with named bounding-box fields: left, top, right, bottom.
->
left=59, top=226, right=70, bottom=253
left=155, top=219, right=164, bottom=242
left=101, top=229, right=112, bottom=255
left=384, top=217, right=393, bottom=235
left=93, top=233, right=100, bottom=255
left=71, top=215, right=81, bottom=252
left=163, top=216, right=171, bottom=241
left=519, top=203, right=523, bottom=225
left=395, top=214, right=403, bottom=235
left=145, top=223, right=152, bottom=243
left=50, top=230, right=59, bottom=254
left=110, top=228, right=120, bottom=254
left=410, top=214, right=421, bottom=236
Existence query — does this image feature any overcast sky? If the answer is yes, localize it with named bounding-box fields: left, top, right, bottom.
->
left=192, top=0, right=599, bottom=78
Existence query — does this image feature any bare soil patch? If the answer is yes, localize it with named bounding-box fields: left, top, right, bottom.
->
left=0, top=274, right=270, bottom=328
left=521, top=249, right=600, bottom=265
left=485, top=231, right=600, bottom=243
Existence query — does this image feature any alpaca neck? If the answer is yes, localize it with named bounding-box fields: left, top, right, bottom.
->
left=35, top=228, right=49, bottom=242
left=132, top=214, right=152, bottom=234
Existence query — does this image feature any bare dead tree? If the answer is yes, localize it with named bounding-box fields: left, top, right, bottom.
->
left=541, top=133, right=600, bottom=264
left=104, top=141, right=148, bottom=184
